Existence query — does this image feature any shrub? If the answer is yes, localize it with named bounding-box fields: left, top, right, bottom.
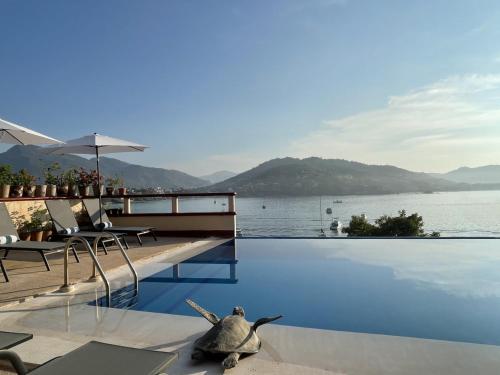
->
left=343, top=210, right=440, bottom=237
left=0, top=165, right=13, bottom=185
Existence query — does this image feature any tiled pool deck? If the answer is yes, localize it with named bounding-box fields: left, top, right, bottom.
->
left=2, top=239, right=500, bottom=374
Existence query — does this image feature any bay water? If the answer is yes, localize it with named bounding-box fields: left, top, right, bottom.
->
left=129, top=190, right=500, bottom=237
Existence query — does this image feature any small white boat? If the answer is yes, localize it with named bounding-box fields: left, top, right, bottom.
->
left=330, top=218, right=342, bottom=231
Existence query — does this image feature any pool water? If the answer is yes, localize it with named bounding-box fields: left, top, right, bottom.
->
left=100, top=238, right=500, bottom=346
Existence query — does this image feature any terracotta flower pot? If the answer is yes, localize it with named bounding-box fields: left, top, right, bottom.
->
left=19, top=232, right=31, bottom=241
left=10, top=185, right=23, bottom=198
left=69, top=185, right=79, bottom=197
left=57, top=185, right=69, bottom=196
left=36, top=184, right=47, bottom=197
left=79, top=185, right=91, bottom=197
left=118, top=187, right=127, bottom=195
left=31, top=231, right=44, bottom=242
left=47, top=184, right=57, bottom=197
left=24, top=185, right=36, bottom=197
left=42, top=230, right=53, bottom=241
left=92, top=185, right=104, bottom=197
left=0, top=184, right=10, bottom=198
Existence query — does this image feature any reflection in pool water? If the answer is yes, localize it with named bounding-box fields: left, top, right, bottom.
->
left=100, top=238, right=500, bottom=346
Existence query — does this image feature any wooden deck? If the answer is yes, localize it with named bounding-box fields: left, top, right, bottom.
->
left=0, top=237, right=202, bottom=306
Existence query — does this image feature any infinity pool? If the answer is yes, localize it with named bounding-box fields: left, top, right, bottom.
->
left=100, top=238, right=500, bottom=346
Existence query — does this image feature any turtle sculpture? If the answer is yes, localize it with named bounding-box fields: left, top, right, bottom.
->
left=186, top=299, right=282, bottom=369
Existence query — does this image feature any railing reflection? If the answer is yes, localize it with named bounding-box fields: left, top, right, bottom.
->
left=144, top=239, right=238, bottom=284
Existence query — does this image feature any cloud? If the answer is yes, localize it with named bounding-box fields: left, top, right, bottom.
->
left=289, top=74, right=500, bottom=172
left=313, top=239, right=500, bottom=298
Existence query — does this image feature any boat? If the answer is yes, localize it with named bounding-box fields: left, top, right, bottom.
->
left=330, top=218, right=342, bottom=231
left=333, top=200, right=343, bottom=204
left=262, top=205, right=266, bottom=209
left=326, top=207, right=332, bottom=214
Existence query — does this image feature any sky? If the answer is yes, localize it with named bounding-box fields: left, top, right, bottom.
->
left=1, top=0, right=500, bottom=176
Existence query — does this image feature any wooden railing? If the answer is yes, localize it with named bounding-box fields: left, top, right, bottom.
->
left=1, top=192, right=237, bottom=237
left=104, top=192, right=237, bottom=214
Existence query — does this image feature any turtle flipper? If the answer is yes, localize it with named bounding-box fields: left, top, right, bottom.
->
left=185, top=299, right=220, bottom=325
left=252, top=315, right=282, bottom=331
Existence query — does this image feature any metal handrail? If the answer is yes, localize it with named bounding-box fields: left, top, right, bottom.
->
left=91, top=232, right=138, bottom=292
left=61, top=236, right=111, bottom=306
left=60, top=233, right=139, bottom=307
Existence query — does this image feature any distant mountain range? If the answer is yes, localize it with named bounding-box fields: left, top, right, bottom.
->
left=3, top=148, right=500, bottom=196
left=0, top=146, right=208, bottom=189
left=199, top=170, right=237, bottom=184
left=433, top=165, right=500, bottom=184
left=196, top=157, right=500, bottom=197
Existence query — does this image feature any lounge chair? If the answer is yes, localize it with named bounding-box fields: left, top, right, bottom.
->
left=0, top=203, right=79, bottom=282
left=0, top=331, right=32, bottom=350
left=83, top=199, right=157, bottom=246
left=45, top=200, right=128, bottom=254
left=0, top=340, right=177, bottom=375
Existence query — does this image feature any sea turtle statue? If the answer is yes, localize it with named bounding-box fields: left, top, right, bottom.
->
left=186, top=299, right=282, bottom=369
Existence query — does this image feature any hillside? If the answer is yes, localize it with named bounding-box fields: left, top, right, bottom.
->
left=436, top=165, right=500, bottom=184
left=0, top=145, right=208, bottom=189
left=199, top=170, right=237, bottom=184
left=197, top=157, right=479, bottom=196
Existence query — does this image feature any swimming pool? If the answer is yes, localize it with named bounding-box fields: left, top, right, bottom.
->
left=99, top=238, right=500, bottom=346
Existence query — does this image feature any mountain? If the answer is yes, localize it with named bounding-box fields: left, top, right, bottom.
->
left=436, top=165, right=500, bottom=184
left=0, top=145, right=207, bottom=189
left=199, top=170, right=237, bottom=184
left=196, top=157, right=484, bottom=197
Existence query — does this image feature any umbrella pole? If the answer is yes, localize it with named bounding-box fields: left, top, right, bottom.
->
left=96, top=146, right=103, bottom=225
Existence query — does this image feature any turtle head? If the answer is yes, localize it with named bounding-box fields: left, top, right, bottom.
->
left=232, top=306, right=245, bottom=317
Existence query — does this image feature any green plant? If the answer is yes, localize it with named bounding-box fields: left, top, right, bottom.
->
left=60, top=169, right=78, bottom=186
left=343, top=210, right=440, bottom=237
left=0, top=165, right=13, bottom=185
left=12, top=169, right=36, bottom=187
left=106, top=175, right=121, bottom=187
left=44, top=163, right=60, bottom=185
left=24, top=208, right=48, bottom=232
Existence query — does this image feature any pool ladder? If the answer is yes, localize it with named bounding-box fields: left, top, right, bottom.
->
left=60, top=233, right=138, bottom=307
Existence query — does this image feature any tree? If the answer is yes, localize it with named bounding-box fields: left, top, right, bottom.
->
left=343, top=210, right=440, bottom=237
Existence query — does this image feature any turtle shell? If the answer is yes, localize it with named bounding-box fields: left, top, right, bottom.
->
left=194, top=315, right=261, bottom=354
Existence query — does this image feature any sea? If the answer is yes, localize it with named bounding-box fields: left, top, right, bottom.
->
left=128, top=190, right=500, bottom=237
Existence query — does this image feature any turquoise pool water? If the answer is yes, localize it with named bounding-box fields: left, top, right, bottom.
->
left=99, top=238, right=500, bottom=346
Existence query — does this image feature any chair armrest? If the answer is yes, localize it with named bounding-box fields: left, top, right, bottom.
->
left=0, top=350, right=28, bottom=375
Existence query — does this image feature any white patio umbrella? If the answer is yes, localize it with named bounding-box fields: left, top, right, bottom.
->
left=0, top=117, right=62, bottom=145
left=44, top=133, right=149, bottom=224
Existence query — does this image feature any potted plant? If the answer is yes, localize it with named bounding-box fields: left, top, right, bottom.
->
left=10, top=170, right=30, bottom=197
left=90, top=170, right=104, bottom=196
left=15, top=169, right=37, bottom=197
left=35, top=177, right=47, bottom=197
left=58, top=169, right=77, bottom=196
left=76, top=168, right=92, bottom=196
left=105, top=176, right=120, bottom=196
left=44, top=163, right=60, bottom=197
left=28, top=208, right=45, bottom=241
left=0, top=165, right=12, bottom=198
left=17, top=220, right=31, bottom=241
left=42, top=219, right=53, bottom=241
left=117, top=177, right=127, bottom=195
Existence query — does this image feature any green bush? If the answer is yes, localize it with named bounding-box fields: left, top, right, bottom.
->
left=0, top=165, right=13, bottom=185
left=343, top=210, right=440, bottom=237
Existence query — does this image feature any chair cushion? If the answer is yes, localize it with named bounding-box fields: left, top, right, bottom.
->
left=97, top=221, right=113, bottom=230
left=0, top=235, right=18, bottom=245
left=59, top=227, right=80, bottom=235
